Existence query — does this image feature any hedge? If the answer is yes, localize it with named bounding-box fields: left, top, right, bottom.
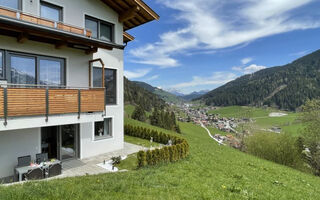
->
left=124, top=124, right=189, bottom=168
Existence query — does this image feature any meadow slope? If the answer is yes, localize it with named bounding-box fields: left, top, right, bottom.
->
left=0, top=118, right=319, bottom=199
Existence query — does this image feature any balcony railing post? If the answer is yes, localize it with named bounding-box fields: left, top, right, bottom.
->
left=3, top=87, right=7, bottom=126
left=45, top=88, right=49, bottom=122
left=78, top=89, right=81, bottom=119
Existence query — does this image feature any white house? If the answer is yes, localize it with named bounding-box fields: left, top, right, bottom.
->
left=0, top=0, right=159, bottom=181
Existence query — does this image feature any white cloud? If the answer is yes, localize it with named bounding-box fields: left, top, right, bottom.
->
left=241, top=57, right=253, bottom=65
left=290, top=50, right=311, bottom=57
left=124, top=68, right=152, bottom=79
left=145, top=75, right=159, bottom=81
left=129, top=0, right=319, bottom=68
left=233, top=64, right=267, bottom=74
left=169, top=72, right=237, bottom=89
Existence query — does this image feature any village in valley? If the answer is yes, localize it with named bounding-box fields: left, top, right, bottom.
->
left=174, top=103, right=253, bottom=149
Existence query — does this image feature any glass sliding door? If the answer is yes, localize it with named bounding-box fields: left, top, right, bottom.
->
left=10, top=54, right=36, bottom=84
left=39, top=58, right=64, bottom=86
left=0, top=51, right=3, bottom=78
left=60, top=125, right=78, bottom=160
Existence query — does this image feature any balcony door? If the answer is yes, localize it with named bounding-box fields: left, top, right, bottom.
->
left=41, top=124, right=79, bottom=161
left=60, top=124, right=79, bottom=160
left=6, top=51, right=65, bottom=86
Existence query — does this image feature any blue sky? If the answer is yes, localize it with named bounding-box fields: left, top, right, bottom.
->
left=124, top=0, right=320, bottom=94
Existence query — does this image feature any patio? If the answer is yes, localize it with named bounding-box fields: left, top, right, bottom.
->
left=3, top=142, right=143, bottom=186
left=60, top=142, right=144, bottom=178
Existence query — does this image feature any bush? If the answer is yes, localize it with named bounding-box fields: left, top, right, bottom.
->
left=124, top=125, right=189, bottom=168
left=245, top=132, right=304, bottom=169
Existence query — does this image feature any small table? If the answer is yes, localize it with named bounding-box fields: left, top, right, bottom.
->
left=15, top=160, right=61, bottom=182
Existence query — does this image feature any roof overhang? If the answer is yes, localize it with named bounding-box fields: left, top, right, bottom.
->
left=0, top=15, right=124, bottom=53
left=101, top=0, right=159, bottom=31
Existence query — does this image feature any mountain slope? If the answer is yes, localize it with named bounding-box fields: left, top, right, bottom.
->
left=124, top=77, right=166, bottom=111
left=197, top=49, right=320, bottom=110
left=181, top=90, right=209, bottom=101
left=133, top=81, right=185, bottom=104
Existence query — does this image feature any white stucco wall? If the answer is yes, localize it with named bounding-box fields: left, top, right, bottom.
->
left=0, top=0, right=124, bottom=165
left=0, top=128, right=41, bottom=178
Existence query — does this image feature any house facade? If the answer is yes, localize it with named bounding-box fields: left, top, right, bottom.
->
left=0, top=0, right=158, bottom=181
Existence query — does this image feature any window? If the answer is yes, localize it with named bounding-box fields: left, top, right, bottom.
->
left=92, top=67, right=102, bottom=87
left=40, top=1, right=63, bottom=22
left=0, top=51, right=3, bottom=78
left=10, top=55, right=36, bottom=84
left=105, top=69, right=117, bottom=105
left=94, top=118, right=112, bottom=140
left=39, top=58, right=64, bottom=85
left=85, top=16, right=114, bottom=42
left=7, top=52, right=65, bottom=85
left=93, top=67, right=117, bottom=105
left=0, top=0, right=21, bottom=10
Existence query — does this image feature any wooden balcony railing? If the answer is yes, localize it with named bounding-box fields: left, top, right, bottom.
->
left=0, top=6, right=92, bottom=37
left=0, top=84, right=105, bottom=125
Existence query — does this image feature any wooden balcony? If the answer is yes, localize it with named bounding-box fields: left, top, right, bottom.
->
left=0, top=6, right=124, bottom=51
left=0, top=85, right=105, bottom=125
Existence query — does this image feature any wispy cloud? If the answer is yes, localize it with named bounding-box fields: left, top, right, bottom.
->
left=169, top=72, right=237, bottom=89
left=129, top=0, right=319, bottom=68
left=241, top=57, right=253, bottom=65
left=124, top=68, right=152, bottom=79
left=290, top=50, right=311, bottom=57
left=145, top=75, right=159, bottom=81
left=232, top=64, right=267, bottom=74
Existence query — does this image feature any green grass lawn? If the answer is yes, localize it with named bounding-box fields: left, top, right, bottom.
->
left=124, top=104, right=135, bottom=118
left=209, top=106, right=273, bottom=118
left=1, top=117, right=320, bottom=199
left=124, top=135, right=161, bottom=148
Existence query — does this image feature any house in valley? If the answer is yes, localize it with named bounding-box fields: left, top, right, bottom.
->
left=0, top=0, right=158, bottom=182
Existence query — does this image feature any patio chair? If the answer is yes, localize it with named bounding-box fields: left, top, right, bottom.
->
left=36, top=153, right=48, bottom=164
left=48, top=163, right=62, bottom=178
left=17, top=155, right=31, bottom=167
left=24, top=168, right=44, bottom=181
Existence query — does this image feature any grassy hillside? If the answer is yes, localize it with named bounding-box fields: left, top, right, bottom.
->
left=209, top=106, right=273, bottom=118
left=1, top=117, right=320, bottom=199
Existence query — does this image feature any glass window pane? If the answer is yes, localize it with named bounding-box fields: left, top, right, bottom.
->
left=40, top=59, right=63, bottom=85
left=85, top=18, right=98, bottom=38
left=41, top=3, right=61, bottom=22
left=0, top=51, right=3, bottom=77
left=95, top=121, right=104, bottom=137
left=104, top=118, right=112, bottom=136
left=10, top=55, right=36, bottom=84
left=0, top=0, right=19, bottom=10
left=100, top=23, right=112, bottom=42
left=93, top=67, right=102, bottom=87
left=94, top=118, right=112, bottom=140
left=105, top=69, right=116, bottom=105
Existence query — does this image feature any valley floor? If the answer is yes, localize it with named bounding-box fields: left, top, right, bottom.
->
left=0, top=118, right=320, bottom=199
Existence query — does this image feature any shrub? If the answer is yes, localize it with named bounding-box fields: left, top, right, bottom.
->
left=124, top=125, right=189, bottom=168
left=245, top=132, right=304, bottom=169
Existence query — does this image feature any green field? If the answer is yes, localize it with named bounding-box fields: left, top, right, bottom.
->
left=1, top=116, right=320, bottom=199
left=124, top=135, right=161, bottom=148
left=209, top=106, right=304, bottom=136
left=209, top=106, right=273, bottom=118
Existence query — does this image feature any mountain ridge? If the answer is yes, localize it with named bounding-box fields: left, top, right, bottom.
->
left=196, top=49, right=320, bottom=110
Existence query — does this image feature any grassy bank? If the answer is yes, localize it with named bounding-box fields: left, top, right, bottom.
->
left=1, top=117, right=320, bottom=199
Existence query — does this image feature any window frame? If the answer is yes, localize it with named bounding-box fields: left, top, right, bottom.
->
left=105, top=68, right=117, bottom=105
left=92, top=67, right=117, bottom=105
left=40, top=0, right=63, bottom=22
left=3, top=50, right=65, bottom=85
left=0, top=0, right=22, bottom=10
left=85, top=15, right=114, bottom=42
left=94, top=118, right=113, bottom=141
left=0, top=50, right=4, bottom=79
